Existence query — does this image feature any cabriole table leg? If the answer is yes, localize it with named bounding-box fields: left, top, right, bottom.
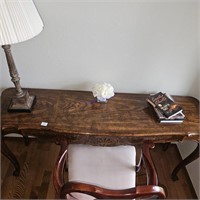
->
left=1, top=138, right=20, bottom=176
left=171, top=143, right=199, bottom=181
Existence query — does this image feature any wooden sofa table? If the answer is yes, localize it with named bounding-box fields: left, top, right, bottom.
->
left=1, top=88, right=199, bottom=179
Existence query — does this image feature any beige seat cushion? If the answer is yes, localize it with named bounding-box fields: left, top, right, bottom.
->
left=67, top=144, right=136, bottom=199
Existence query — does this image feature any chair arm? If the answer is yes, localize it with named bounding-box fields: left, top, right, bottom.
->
left=142, top=141, right=158, bottom=185
left=60, top=181, right=166, bottom=199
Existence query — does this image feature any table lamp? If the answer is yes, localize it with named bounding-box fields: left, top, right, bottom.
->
left=0, top=0, right=44, bottom=112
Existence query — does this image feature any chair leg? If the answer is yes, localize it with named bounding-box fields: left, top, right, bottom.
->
left=53, top=139, right=68, bottom=194
left=136, top=150, right=143, bottom=172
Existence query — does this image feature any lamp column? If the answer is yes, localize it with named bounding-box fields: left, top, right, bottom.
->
left=2, top=45, right=36, bottom=112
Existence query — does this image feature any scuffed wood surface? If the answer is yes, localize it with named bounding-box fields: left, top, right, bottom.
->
left=1, top=88, right=199, bottom=144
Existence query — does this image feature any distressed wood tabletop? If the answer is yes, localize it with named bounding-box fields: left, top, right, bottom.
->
left=1, top=88, right=199, bottom=144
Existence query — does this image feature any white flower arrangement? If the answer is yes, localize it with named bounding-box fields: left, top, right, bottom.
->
left=92, top=82, right=115, bottom=102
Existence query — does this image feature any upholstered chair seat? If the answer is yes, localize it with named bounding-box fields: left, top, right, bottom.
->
left=54, top=141, right=166, bottom=199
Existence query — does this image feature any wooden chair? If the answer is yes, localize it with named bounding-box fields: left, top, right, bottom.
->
left=53, top=141, right=166, bottom=199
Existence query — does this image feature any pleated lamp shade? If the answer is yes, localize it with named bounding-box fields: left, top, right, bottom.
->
left=0, top=0, right=44, bottom=45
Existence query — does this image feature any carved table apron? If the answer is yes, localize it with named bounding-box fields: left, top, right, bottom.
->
left=1, top=88, right=199, bottom=179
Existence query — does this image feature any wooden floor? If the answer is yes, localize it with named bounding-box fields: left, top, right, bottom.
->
left=1, top=139, right=198, bottom=199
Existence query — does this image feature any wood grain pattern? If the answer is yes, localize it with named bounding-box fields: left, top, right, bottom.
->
left=1, top=88, right=199, bottom=199
left=1, top=88, right=199, bottom=144
left=1, top=139, right=197, bottom=199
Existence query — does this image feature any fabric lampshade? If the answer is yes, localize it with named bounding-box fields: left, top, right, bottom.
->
left=0, top=0, right=44, bottom=45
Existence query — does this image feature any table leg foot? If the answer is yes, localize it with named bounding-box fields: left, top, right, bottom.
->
left=171, top=143, right=199, bottom=181
left=162, top=142, right=170, bottom=151
left=13, top=169, right=20, bottom=176
left=23, top=135, right=30, bottom=146
left=1, top=139, right=20, bottom=176
left=171, top=174, right=178, bottom=181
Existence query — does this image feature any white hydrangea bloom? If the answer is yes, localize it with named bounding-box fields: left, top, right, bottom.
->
left=92, top=83, right=115, bottom=102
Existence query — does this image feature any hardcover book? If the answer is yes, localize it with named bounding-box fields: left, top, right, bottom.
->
left=153, top=107, right=185, bottom=123
left=147, top=92, right=183, bottom=119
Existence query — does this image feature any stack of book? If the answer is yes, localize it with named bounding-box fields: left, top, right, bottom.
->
left=146, top=92, right=185, bottom=123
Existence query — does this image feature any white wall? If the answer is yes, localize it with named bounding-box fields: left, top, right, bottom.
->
left=176, top=0, right=200, bottom=198
left=0, top=0, right=199, bottom=96
left=177, top=141, right=200, bottom=198
left=0, top=0, right=199, bottom=196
